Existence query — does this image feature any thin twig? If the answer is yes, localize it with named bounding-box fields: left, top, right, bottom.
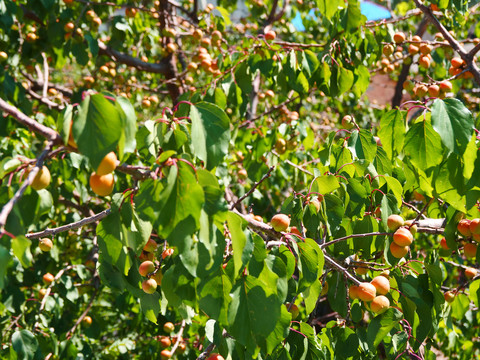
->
left=170, top=320, right=186, bottom=356
left=66, top=288, right=98, bottom=339
left=0, top=141, right=53, bottom=230
left=321, top=232, right=391, bottom=249
left=323, top=253, right=361, bottom=286
left=230, top=166, right=275, bottom=210
left=196, top=342, right=216, bottom=360
left=25, top=209, right=111, bottom=239
left=0, top=97, right=62, bottom=143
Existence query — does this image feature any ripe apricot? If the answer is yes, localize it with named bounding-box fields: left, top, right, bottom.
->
left=451, top=57, right=465, bottom=68
left=43, top=272, right=54, bottom=283
left=408, top=44, right=419, bottom=55
left=82, top=315, right=93, bottom=326
left=370, top=295, right=390, bottom=314
left=89, top=172, right=114, bottom=196
left=357, top=282, right=376, bottom=302
left=470, top=218, right=480, bottom=234
left=355, top=267, right=368, bottom=275
left=465, top=267, right=477, bottom=279
left=371, top=276, right=390, bottom=295
left=160, top=350, right=172, bottom=359
left=390, top=242, right=409, bottom=258
left=286, top=303, right=299, bottom=319
left=139, top=261, right=155, bottom=276
left=143, top=238, right=158, bottom=253
left=151, top=270, right=163, bottom=286
left=264, top=30, right=276, bottom=41
left=349, top=285, right=359, bottom=299
left=418, top=56, right=431, bottom=69
left=31, top=166, right=51, bottom=190
left=440, top=237, right=450, bottom=250
left=162, top=248, right=174, bottom=259
left=449, top=66, right=462, bottom=76
left=125, top=7, right=137, bottom=17
left=383, top=44, right=394, bottom=56
left=387, top=214, right=404, bottom=231
left=275, top=138, right=287, bottom=154
left=393, top=228, right=413, bottom=246
left=158, top=336, right=171, bottom=348
left=419, top=43, right=432, bottom=55
left=142, top=278, right=157, bottom=294
left=457, top=219, right=472, bottom=237
left=96, top=152, right=117, bottom=175
left=473, top=233, right=480, bottom=243
left=393, top=32, right=406, bottom=44
left=464, top=243, right=477, bottom=258
left=444, top=291, right=455, bottom=303
left=39, top=238, right=53, bottom=252
left=163, top=321, right=175, bottom=333
left=428, top=84, right=440, bottom=97
left=271, top=214, right=290, bottom=232
left=414, top=84, right=428, bottom=97
left=207, top=355, right=225, bottom=360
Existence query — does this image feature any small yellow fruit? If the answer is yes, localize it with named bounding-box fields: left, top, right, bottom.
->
left=357, top=282, right=376, bottom=302
left=96, top=152, right=118, bottom=175
left=444, top=291, right=455, bottom=303
left=142, top=278, right=157, bottom=294
left=390, top=242, right=409, bottom=258
left=31, top=166, right=51, bottom=190
left=393, top=228, right=413, bottom=246
left=370, top=276, right=390, bottom=295
left=39, top=238, right=53, bottom=252
left=465, top=267, right=478, bottom=279
left=387, top=214, right=404, bottom=231
left=370, top=295, right=390, bottom=314
left=139, top=261, right=155, bottom=276
left=271, top=214, right=290, bottom=232
left=89, top=172, right=114, bottom=196
left=163, top=321, right=175, bottom=333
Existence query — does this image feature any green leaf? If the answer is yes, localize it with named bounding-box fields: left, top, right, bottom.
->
left=227, top=212, right=254, bottom=275
left=469, top=279, right=480, bottom=307
left=347, top=129, right=377, bottom=164
left=199, top=269, right=233, bottom=325
left=0, top=245, right=11, bottom=290
left=431, top=98, right=474, bottom=156
left=434, top=154, right=467, bottom=212
left=116, top=96, right=137, bottom=155
left=190, top=102, right=231, bottom=170
left=337, top=66, right=354, bottom=95
left=367, top=308, right=403, bottom=348
left=12, top=330, right=38, bottom=360
left=311, top=175, right=340, bottom=195
left=316, top=0, right=343, bottom=19
left=135, top=162, right=205, bottom=238
left=12, top=236, right=32, bottom=268
left=297, top=238, right=324, bottom=293
left=73, top=94, right=123, bottom=170
left=378, top=109, right=405, bottom=159
left=342, top=0, right=365, bottom=32
left=404, top=121, right=443, bottom=170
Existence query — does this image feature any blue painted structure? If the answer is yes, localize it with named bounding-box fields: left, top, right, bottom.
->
left=292, top=1, right=391, bottom=31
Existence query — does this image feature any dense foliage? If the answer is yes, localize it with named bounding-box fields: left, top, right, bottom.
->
left=1, top=0, right=480, bottom=359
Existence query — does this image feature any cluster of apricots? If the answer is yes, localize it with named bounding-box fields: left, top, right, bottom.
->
left=387, top=215, right=416, bottom=259
left=379, top=31, right=469, bottom=99
left=89, top=152, right=117, bottom=197
left=350, top=273, right=391, bottom=315
left=158, top=322, right=190, bottom=358
left=138, top=238, right=174, bottom=294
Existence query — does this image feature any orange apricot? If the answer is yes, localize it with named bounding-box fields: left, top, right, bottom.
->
left=370, top=295, right=390, bottom=314
left=390, top=242, right=409, bottom=258
left=370, top=276, right=390, bottom=295
left=357, top=282, right=376, bottom=302
left=393, top=228, right=413, bottom=246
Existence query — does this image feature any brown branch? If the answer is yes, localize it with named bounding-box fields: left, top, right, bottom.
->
left=0, top=97, right=62, bottom=143
left=22, top=72, right=73, bottom=98
left=230, top=166, right=275, bottom=210
left=231, top=208, right=281, bottom=239
left=321, top=232, right=392, bottom=249
left=25, top=209, right=111, bottom=239
left=196, top=343, right=217, bottom=360
left=0, top=142, right=54, bottom=230
left=324, top=253, right=361, bottom=286
left=97, top=41, right=169, bottom=74
left=116, top=164, right=157, bottom=180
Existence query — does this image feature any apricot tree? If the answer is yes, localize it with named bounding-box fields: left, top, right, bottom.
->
left=1, top=0, right=480, bottom=359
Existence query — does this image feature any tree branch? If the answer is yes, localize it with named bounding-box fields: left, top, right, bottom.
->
left=413, top=0, right=480, bottom=85
left=25, top=209, right=111, bottom=239
left=0, top=141, right=54, bottom=231
left=66, top=288, right=98, bottom=339
left=0, top=97, right=63, bottom=143
left=230, top=166, right=275, bottom=210
left=97, top=41, right=169, bottom=74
